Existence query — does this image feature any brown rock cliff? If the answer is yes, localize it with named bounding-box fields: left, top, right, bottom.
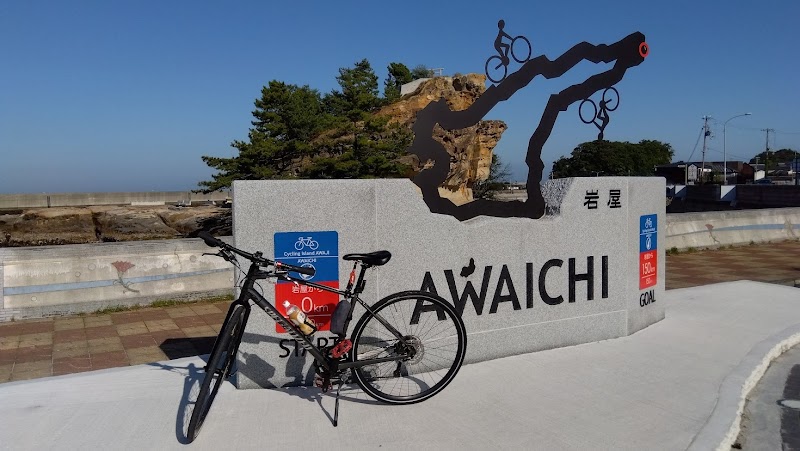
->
left=378, top=74, right=507, bottom=204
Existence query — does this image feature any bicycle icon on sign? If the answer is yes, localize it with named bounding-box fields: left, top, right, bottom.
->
left=294, top=236, right=319, bottom=251
left=579, top=87, right=620, bottom=140
left=484, top=20, right=532, bottom=84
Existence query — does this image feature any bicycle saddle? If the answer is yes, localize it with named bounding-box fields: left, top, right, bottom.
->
left=343, top=250, right=391, bottom=266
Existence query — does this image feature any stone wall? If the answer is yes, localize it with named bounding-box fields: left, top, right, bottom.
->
left=0, top=238, right=233, bottom=321
left=4, top=202, right=795, bottom=325
left=232, top=178, right=666, bottom=388
left=665, top=207, right=800, bottom=250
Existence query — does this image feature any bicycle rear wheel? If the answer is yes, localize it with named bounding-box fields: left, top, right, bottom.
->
left=485, top=55, right=507, bottom=84
left=186, top=303, right=245, bottom=442
left=350, top=291, right=467, bottom=405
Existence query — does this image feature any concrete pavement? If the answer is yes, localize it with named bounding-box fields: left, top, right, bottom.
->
left=1, top=280, right=799, bottom=450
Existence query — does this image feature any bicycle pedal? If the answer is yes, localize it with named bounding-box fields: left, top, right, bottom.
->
left=330, top=339, right=352, bottom=359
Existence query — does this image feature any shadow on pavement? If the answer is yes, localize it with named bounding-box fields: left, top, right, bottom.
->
left=158, top=337, right=216, bottom=360
left=147, top=358, right=214, bottom=444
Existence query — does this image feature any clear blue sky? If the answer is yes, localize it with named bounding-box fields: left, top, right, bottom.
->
left=2, top=0, right=798, bottom=193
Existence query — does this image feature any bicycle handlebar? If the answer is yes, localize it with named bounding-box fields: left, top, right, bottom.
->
left=197, top=231, right=316, bottom=277
left=198, top=231, right=224, bottom=248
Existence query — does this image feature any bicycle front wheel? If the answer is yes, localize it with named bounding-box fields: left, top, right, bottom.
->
left=187, top=304, right=245, bottom=442
left=510, top=35, right=532, bottom=63
left=350, top=291, right=467, bottom=405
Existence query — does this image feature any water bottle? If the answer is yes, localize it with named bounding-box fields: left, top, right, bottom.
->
left=282, top=300, right=316, bottom=335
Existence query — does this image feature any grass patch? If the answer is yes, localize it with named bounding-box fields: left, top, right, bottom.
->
left=89, top=305, right=132, bottom=315
left=666, top=247, right=680, bottom=256
left=84, top=294, right=234, bottom=316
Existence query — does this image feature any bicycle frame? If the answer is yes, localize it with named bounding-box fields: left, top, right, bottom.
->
left=215, top=258, right=410, bottom=376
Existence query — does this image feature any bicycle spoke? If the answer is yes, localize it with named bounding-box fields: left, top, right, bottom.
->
left=351, top=292, right=466, bottom=404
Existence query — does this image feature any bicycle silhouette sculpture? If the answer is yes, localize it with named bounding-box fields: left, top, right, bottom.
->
left=579, top=87, right=620, bottom=140
left=405, top=20, right=649, bottom=221
left=485, top=19, right=532, bottom=84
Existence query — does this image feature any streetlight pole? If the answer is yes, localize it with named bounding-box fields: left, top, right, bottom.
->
left=722, top=113, right=752, bottom=185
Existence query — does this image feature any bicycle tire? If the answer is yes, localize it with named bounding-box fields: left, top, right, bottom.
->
left=510, top=35, right=532, bottom=63
left=485, top=55, right=507, bottom=84
left=579, top=99, right=598, bottom=124
left=602, top=87, right=620, bottom=112
left=350, top=291, right=467, bottom=405
left=186, top=304, right=245, bottom=442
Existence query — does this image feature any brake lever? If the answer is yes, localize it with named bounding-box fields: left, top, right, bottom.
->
left=202, top=250, right=235, bottom=262
left=222, top=249, right=237, bottom=262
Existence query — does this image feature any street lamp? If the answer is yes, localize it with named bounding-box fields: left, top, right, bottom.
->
left=723, top=113, right=752, bottom=185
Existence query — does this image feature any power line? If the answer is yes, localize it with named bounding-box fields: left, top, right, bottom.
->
left=685, top=126, right=704, bottom=162
left=726, top=124, right=800, bottom=135
left=706, top=147, right=751, bottom=161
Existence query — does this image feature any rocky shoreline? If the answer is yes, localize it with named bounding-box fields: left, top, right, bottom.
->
left=0, top=205, right=231, bottom=247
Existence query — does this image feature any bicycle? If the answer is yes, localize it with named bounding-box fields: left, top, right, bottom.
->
left=484, top=35, right=532, bottom=84
left=578, top=87, right=620, bottom=140
left=186, top=232, right=467, bottom=442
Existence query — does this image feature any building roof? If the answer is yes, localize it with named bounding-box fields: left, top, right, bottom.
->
left=657, top=161, right=747, bottom=171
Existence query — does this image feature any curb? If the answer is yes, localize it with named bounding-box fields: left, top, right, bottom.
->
left=687, top=323, right=800, bottom=450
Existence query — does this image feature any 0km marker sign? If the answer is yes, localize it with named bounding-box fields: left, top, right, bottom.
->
left=638, top=214, right=657, bottom=290
left=274, top=231, right=339, bottom=332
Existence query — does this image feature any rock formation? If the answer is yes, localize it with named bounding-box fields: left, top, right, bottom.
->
left=0, top=206, right=231, bottom=247
left=378, top=74, right=507, bottom=204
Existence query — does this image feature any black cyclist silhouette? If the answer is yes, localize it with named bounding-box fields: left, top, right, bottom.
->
left=404, top=20, right=649, bottom=221
left=494, top=20, right=512, bottom=64
left=579, top=87, right=620, bottom=140
left=485, top=20, right=532, bottom=84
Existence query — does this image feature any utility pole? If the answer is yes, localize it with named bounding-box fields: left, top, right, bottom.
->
left=701, top=116, right=711, bottom=184
left=794, top=148, right=799, bottom=186
left=761, top=128, right=774, bottom=174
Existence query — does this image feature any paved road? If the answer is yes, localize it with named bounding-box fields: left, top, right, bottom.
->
left=1, top=281, right=799, bottom=450
left=736, top=345, right=800, bottom=450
